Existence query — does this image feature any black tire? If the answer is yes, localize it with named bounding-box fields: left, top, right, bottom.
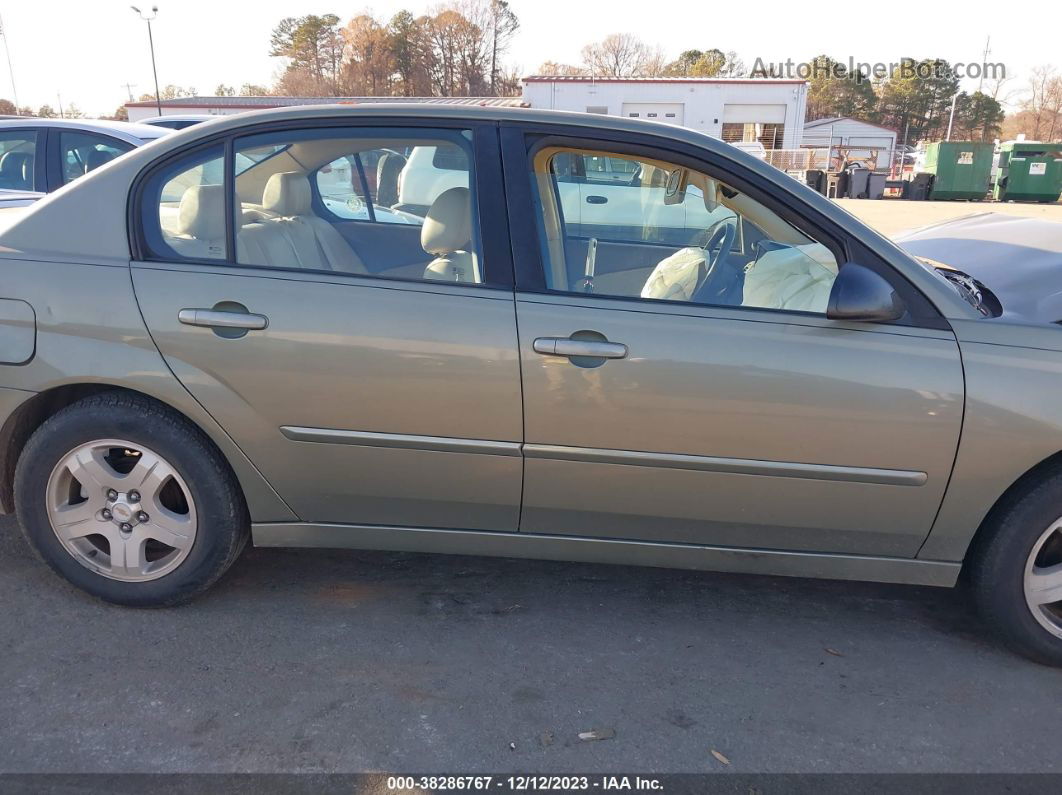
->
left=14, top=391, right=249, bottom=607
left=969, top=467, right=1062, bottom=666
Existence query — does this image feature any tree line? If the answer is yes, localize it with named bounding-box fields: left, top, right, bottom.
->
left=263, top=2, right=520, bottom=99
left=6, top=11, right=1061, bottom=146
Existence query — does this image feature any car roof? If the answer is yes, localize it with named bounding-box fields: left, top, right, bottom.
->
left=0, top=117, right=169, bottom=143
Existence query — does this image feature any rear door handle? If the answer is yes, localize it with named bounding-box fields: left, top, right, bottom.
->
left=178, top=308, right=268, bottom=330
left=533, top=337, right=628, bottom=359
left=585, top=195, right=608, bottom=204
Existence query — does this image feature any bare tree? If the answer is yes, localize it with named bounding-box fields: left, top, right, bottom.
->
left=485, top=0, right=519, bottom=94
left=1020, top=66, right=1062, bottom=141
left=537, top=61, right=588, bottom=76
left=581, top=33, right=655, bottom=78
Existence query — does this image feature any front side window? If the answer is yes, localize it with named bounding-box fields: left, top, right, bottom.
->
left=60, top=132, right=133, bottom=185
left=529, top=146, right=839, bottom=314
left=0, top=130, right=38, bottom=191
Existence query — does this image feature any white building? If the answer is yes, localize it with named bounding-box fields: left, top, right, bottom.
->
left=520, top=76, right=808, bottom=149
left=802, top=117, right=898, bottom=170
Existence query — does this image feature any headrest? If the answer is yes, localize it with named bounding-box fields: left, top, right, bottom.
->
left=263, top=171, right=311, bottom=216
left=421, top=187, right=471, bottom=255
left=176, top=184, right=225, bottom=241
left=85, top=149, right=115, bottom=172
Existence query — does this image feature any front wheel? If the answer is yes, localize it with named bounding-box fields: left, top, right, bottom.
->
left=15, top=392, right=249, bottom=606
left=969, top=469, right=1062, bottom=665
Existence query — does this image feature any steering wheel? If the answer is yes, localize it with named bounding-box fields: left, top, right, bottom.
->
left=696, top=217, right=737, bottom=293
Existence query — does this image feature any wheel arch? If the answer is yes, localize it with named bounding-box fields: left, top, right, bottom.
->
left=958, top=450, right=1062, bottom=572
left=0, top=382, right=295, bottom=523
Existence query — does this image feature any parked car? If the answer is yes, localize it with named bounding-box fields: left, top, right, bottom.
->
left=0, top=117, right=168, bottom=194
left=139, top=114, right=216, bottom=131
left=4, top=105, right=1062, bottom=665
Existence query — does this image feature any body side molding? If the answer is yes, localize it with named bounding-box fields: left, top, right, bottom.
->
left=280, top=426, right=522, bottom=456
left=524, top=444, right=928, bottom=486
left=279, top=427, right=927, bottom=486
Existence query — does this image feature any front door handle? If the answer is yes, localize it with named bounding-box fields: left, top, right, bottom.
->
left=533, top=337, right=628, bottom=359
left=585, top=195, right=608, bottom=204
left=178, top=308, right=268, bottom=330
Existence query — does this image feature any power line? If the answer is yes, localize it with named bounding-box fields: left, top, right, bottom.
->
left=0, top=12, right=20, bottom=113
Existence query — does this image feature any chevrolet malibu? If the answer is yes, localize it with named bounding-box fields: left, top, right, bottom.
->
left=1, top=105, right=1061, bottom=665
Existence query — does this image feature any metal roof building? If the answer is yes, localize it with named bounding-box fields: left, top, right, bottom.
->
left=125, top=95, right=529, bottom=123
left=520, top=76, right=809, bottom=149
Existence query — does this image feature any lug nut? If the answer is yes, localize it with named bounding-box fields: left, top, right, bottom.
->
left=100, top=509, right=112, bottom=521
left=120, top=522, right=133, bottom=533
left=136, top=511, right=149, bottom=523
left=106, top=489, right=118, bottom=501
left=129, top=491, right=141, bottom=503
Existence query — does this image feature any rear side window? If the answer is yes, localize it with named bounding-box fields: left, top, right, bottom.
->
left=59, top=132, right=133, bottom=186
left=137, top=128, right=489, bottom=287
left=140, top=144, right=226, bottom=261
left=0, top=130, right=38, bottom=192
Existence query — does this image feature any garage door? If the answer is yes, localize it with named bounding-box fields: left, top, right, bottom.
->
left=621, top=103, right=684, bottom=125
left=722, top=104, right=787, bottom=123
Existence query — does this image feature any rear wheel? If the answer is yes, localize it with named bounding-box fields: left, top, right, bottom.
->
left=15, top=392, right=248, bottom=606
left=970, top=469, right=1062, bottom=665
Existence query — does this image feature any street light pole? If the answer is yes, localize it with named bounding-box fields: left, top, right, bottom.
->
left=131, top=6, right=162, bottom=117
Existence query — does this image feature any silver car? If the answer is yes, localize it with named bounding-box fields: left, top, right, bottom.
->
left=0, top=117, right=169, bottom=194
left=1, top=104, right=1061, bottom=665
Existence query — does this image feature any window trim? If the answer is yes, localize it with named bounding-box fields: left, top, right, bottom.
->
left=500, top=122, right=945, bottom=329
left=129, top=117, right=514, bottom=291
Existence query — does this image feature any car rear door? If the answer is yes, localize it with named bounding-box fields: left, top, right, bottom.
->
left=131, top=120, right=523, bottom=531
left=502, top=124, right=964, bottom=558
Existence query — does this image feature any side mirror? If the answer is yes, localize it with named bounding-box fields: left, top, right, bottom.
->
left=826, top=263, right=905, bottom=323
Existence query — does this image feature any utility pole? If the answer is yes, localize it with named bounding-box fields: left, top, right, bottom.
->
left=978, top=35, right=991, bottom=94
left=131, top=6, right=162, bottom=116
left=0, top=12, right=20, bottom=114
left=56, top=92, right=64, bottom=119
left=122, top=82, right=137, bottom=102
left=946, top=91, right=958, bottom=141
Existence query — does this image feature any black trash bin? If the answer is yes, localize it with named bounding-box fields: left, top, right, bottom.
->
left=805, top=169, right=825, bottom=195
left=908, top=173, right=935, bottom=201
left=846, top=166, right=870, bottom=198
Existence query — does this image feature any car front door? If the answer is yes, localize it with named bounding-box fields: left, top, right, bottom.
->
left=131, top=122, right=523, bottom=531
left=504, top=127, right=964, bottom=557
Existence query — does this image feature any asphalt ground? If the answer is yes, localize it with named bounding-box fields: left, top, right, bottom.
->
left=3, top=513, right=1062, bottom=774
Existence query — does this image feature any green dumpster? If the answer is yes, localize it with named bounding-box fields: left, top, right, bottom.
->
left=993, top=141, right=1062, bottom=203
left=922, top=141, right=994, bottom=200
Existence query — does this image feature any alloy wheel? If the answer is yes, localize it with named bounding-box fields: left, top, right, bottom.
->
left=45, top=439, right=197, bottom=582
left=1024, top=517, right=1062, bottom=639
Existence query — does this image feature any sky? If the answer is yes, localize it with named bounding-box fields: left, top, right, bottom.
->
left=3, top=0, right=1057, bottom=116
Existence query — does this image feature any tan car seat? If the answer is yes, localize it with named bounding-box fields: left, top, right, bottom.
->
left=422, top=187, right=477, bottom=282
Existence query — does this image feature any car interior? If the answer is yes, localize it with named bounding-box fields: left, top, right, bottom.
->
left=158, top=135, right=481, bottom=284
left=155, top=134, right=838, bottom=311
left=0, top=133, right=37, bottom=192
left=533, top=147, right=840, bottom=313
left=61, top=134, right=132, bottom=186
left=0, top=150, right=34, bottom=191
